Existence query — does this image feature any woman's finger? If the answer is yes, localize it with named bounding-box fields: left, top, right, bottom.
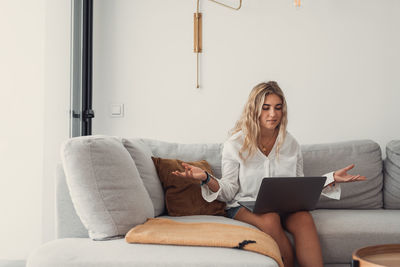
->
left=172, top=171, right=182, bottom=177
left=355, top=175, right=366, bottom=181
left=347, top=176, right=355, bottom=181
left=182, top=162, right=194, bottom=169
left=343, top=164, right=355, bottom=172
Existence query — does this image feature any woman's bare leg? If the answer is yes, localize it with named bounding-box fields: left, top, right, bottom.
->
left=285, top=211, right=323, bottom=267
left=234, top=207, right=294, bottom=267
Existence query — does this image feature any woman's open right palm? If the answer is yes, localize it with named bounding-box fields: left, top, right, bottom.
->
left=171, top=162, right=207, bottom=181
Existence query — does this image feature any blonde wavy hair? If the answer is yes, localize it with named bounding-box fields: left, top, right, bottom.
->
left=230, top=81, right=288, bottom=161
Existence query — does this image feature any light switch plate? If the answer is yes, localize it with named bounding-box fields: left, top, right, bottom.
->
left=110, top=104, right=124, bottom=117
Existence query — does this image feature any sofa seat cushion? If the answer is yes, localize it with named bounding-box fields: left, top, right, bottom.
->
left=27, top=238, right=278, bottom=267
left=311, top=209, right=400, bottom=264
left=28, top=215, right=278, bottom=267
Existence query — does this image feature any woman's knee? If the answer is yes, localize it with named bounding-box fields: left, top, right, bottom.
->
left=285, top=211, right=315, bottom=232
left=258, top=212, right=282, bottom=234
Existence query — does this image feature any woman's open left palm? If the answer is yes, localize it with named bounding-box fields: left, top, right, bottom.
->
left=334, top=164, right=367, bottom=183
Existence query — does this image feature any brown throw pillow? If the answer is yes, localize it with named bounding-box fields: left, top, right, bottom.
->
left=151, top=157, right=226, bottom=216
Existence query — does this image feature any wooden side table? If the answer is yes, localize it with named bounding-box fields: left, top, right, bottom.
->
left=352, top=244, right=400, bottom=267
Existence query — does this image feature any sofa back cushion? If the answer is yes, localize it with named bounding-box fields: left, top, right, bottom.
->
left=302, top=140, right=383, bottom=209
left=122, top=138, right=165, bottom=216
left=142, top=139, right=223, bottom=179
left=61, top=135, right=154, bottom=240
left=56, top=164, right=89, bottom=238
left=383, top=140, right=400, bottom=209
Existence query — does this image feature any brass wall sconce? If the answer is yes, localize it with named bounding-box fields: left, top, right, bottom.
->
left=194, top=0, right=242, bottom=88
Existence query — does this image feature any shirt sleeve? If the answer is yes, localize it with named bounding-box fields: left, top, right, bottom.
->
left=297, top=148, right=341, bottom=200
left=201, top=141, right=240, bottom=203
left=321, top=172, right=341, bottom=200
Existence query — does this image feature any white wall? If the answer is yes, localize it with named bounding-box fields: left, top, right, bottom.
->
left=42, top=0, right=70, bottom=244
left=0, top=0, right=70, bottom=260
left=93, top=0, right=400, bottom=151
left=0, top=0, right=45, bottom=259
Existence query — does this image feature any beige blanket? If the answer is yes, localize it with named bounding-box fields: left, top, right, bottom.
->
left=126, top=218, right=283, bottom=267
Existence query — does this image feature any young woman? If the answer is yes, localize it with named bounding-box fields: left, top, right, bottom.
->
left=172, top=81, right=366, bottom=267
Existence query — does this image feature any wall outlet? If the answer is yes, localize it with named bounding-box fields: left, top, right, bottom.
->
left=110, top=104, right=124, bottom=117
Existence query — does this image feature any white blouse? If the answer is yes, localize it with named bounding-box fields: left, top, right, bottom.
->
left=201, top=131, right=341, bottom=208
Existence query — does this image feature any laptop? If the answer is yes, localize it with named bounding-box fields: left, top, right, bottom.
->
left=238, top=176, right=326, bottom=214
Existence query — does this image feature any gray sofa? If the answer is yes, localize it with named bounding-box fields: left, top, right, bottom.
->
left=27, top=137, right=400, bottom=267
